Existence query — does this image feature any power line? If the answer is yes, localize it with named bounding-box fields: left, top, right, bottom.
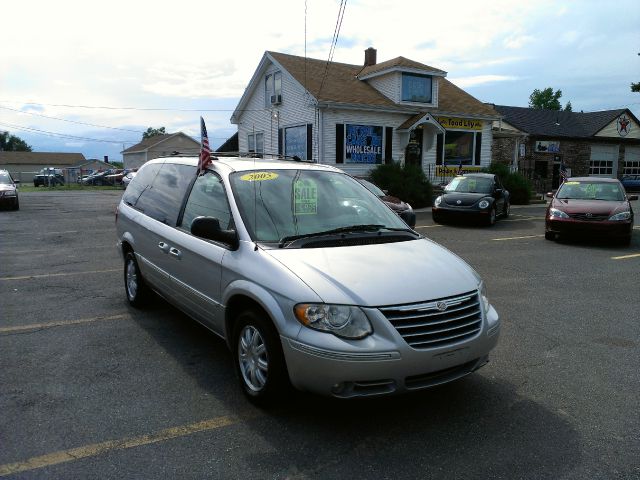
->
left=0, top=121, right=134, bottom=144
left=0, top=105, right=145, bottom=133
left=0, top=100, right=263, bottom=112
left=318, top=0, right=347, bottom=97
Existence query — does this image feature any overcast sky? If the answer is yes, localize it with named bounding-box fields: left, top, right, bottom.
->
left=1, top=0, right=638, bottom=162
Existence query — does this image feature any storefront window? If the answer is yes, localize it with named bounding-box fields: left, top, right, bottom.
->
left=401, top=73, right=432, bottom=103
left=444, top=131, right=474, bottom=166
left=345, top=124, right=383, bottom=164
left=285, top=125, right=307, bottom=160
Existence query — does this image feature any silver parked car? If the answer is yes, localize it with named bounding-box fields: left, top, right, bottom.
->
left=116, top=156, right=500, bottom=404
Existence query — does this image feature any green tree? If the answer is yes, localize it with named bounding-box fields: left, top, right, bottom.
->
left=142, top=127, right=166, bottom=139
left=528, top=87, right=572, bottom=111
left=564, top=101, right=573, bottom=112
left=0, top=131, right=32, bottom=151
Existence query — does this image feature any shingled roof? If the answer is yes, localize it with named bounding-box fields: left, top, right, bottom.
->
left=267, top=51, right=498, bottom=118
left=493, top=105, right=634, bottom=138
left=122, top=134, right=175, bottom=153
left=0, top=151, right=86, bottom=166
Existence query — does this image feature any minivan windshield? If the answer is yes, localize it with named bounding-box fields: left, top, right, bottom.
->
left=445, top=176, right=494, bottom=194
left=229, top=169, right=408, bottom=243
left=556, top=181, right=624, bottom=201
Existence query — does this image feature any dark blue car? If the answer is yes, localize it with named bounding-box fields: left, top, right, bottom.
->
left=621, top=175, right=640, bottom=193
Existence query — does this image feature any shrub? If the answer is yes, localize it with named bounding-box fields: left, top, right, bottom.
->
left=369, top=162, right=433, bottom=208
left=483, top=163, right=532, bottom=205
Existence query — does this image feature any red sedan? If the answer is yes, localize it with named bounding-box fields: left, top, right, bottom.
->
left=545, top=177, right=637, bottom=245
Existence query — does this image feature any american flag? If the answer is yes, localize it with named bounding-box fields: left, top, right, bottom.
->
left=560, top=160, right=568, bottom=183
left=197, top=116, right=212, bottom=174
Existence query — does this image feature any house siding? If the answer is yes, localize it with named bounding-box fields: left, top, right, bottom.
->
left=237, top=63, right=317, bottom=159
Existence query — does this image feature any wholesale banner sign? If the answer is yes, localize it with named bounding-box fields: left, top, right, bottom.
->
left=345, top=124, right=383, bottom=164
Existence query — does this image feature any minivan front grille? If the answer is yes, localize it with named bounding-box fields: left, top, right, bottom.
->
left=379, top=291, right=482, bottom=349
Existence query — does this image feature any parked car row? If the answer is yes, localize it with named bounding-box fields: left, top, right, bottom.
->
left=79, top=168, right=137, bottom=186
left=431, top=173, right=636, bottom=246
left=33, top=167, right=65, bottom=187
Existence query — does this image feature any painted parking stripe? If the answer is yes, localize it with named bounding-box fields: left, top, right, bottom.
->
left=3, top=245, right=114, bottom=255
left=0, top=268, right=119, bottom=281
left=0, top=314, right=129, bottom=334
left=414, top=225, right=443, bottom=229
left=492, top=234, right=545, bottom=241
left=611, top=253, right=640, bottom=260
left=0, top=414, right=253, bottom=477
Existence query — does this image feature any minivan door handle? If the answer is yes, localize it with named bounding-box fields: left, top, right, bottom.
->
left=158, top=242, right=170, bottom=253
left=169, top=247, right=182, bottom=259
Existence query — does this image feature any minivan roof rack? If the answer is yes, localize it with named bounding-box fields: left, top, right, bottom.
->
left=162, top=151, right=315, bottom=163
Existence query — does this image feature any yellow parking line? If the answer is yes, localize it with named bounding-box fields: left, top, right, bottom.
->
left=0, top=269, right=119, bottom=281
left=0, top=414, right=251, bottom=476
left=492, top=234, right=545, bottom=241
left=611, top=253, right=640, bottom=260
left=0, top=314, right=128, bottom=333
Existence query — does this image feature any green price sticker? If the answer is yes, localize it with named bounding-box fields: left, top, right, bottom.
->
left=294, top=179, right=317, bottom=215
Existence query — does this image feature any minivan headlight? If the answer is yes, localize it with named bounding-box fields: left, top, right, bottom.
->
left=609, top=210, right=631, bottom=221
left=294, top=304, right=372, bottom=339
left=479, top=282, right=490, bottom=313
left=434, top=196, right=442, bottom=206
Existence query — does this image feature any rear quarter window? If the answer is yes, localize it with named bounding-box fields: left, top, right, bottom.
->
left=124, top=162, right=196, bottom=226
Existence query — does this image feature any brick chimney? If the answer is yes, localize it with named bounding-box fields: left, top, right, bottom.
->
left=364, top=47, right=377, bottom=67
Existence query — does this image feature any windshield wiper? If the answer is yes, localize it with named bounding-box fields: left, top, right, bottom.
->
left=279, top=224, right=387, bottom=248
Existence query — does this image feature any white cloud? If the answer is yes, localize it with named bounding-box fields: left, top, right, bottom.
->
left=449, top=75, right=519, bottom=88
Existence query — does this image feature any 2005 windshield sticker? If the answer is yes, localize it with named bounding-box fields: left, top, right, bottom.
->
left=239, top=172, right=279, bottom=182
left=293, top=179, right=317, bottom=215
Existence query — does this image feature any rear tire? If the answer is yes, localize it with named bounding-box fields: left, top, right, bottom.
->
left=124, top=251, right=149, bottom=307
left=232, top=309, right=290, bottom=406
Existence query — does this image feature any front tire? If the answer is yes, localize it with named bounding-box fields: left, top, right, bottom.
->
left=487, top=206, right=497, bottom=226
left=124, top=251, right=149, bottom=307
left=545, top=231, right=556, bottom=241
left=233, top=309, right=290, bottom=405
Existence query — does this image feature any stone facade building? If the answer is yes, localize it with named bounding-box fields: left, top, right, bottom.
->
left=491, top=106, right=640, bottom=192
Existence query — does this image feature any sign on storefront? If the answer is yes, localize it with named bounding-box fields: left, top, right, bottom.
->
left=534, top=141, right=560, bottom=153
left=436, top=117, right=483, bottom=130
left=345, top=124, right=383, bottom=164
left=436, top=166, right=482, bottom=176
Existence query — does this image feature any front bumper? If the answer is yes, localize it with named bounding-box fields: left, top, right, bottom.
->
left=281, top=305, right=500, bottom=398
left=546, top=218, right=633, bottom=238
left=0, top=193, right=18, bottom=208
left=432, top=205, right=490, bottom=221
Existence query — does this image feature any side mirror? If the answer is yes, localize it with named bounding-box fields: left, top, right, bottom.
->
left=191, top=216, right=239, bottom=249
left=628, top=195, right=638, bottom=201
left=546, top=192, right=555, bottom=198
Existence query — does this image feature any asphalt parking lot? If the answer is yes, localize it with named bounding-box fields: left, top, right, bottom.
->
left=1, top=190, right=639, bottom=479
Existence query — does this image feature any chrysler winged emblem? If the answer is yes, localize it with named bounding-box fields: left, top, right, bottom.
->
left=456, top=200, right=462, bottom=205
left=436, top=301, right=448, bottom=311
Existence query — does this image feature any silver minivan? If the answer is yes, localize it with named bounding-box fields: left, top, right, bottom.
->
left=116, top=155, right=500, bottom=403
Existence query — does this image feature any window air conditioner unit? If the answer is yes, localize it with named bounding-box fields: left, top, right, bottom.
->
left=270, top=94, right=282, bottom=105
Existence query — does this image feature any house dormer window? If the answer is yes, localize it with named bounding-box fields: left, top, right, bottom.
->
left=401, top=73, right=432, bottom=103
left=265, top=71, right=282, bottom=107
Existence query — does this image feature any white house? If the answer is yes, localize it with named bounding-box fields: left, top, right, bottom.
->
left=122, top=133, right=201, bottom=170
left=231, top=48, right=500, bottom=181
